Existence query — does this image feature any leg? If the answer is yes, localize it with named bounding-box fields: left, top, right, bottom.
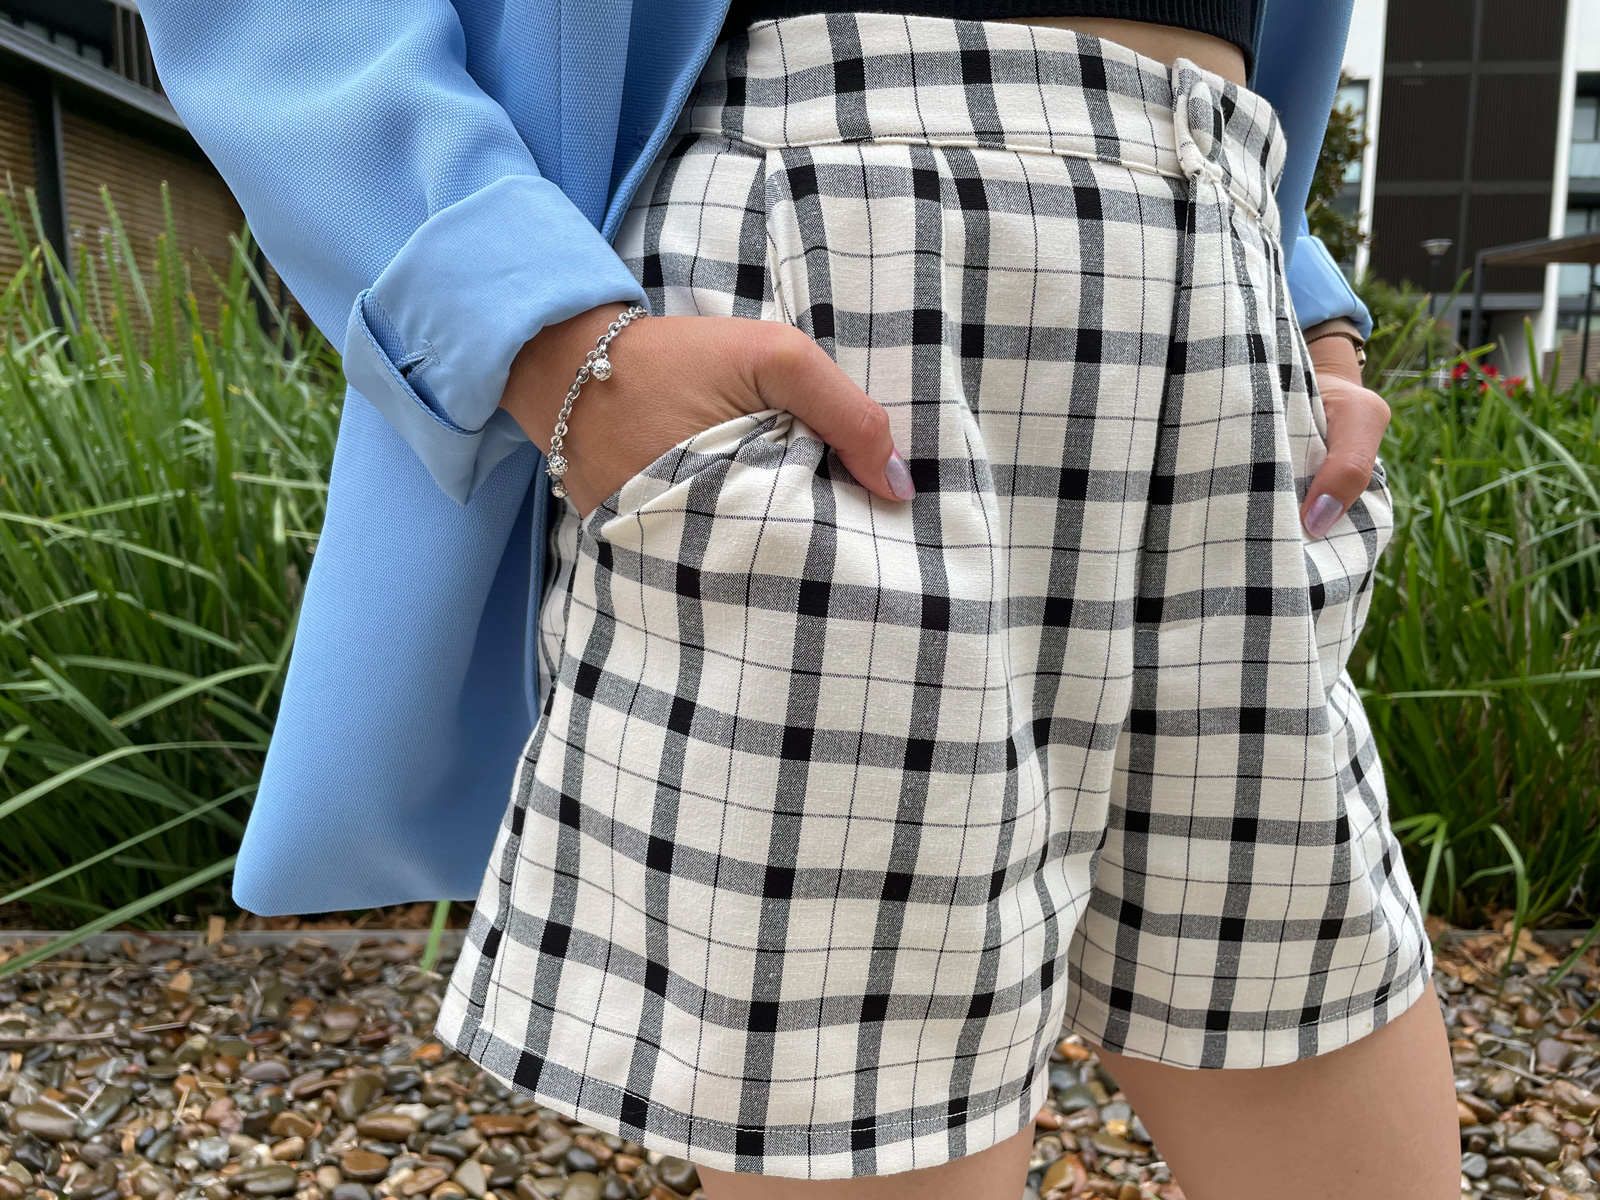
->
left=697, top=1122, right=1035, bottom=1200
left=1084, top=978, right=1459, bottom=1200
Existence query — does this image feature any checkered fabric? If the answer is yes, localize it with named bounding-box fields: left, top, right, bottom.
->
left=438, top=12, right=1432, bottom=1180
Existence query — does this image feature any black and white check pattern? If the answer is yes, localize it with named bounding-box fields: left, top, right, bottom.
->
left=438, top=12, right=1431, bottom=1180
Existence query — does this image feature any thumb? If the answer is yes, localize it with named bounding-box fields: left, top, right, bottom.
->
left=748, top=327, right=914, bottom=504
left=1302, top=381, right=1391, bottom=539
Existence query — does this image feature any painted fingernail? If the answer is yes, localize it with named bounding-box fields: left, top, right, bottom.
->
left=1304, top=493, right=1343, bottom=538
left=885, top=449, right=916, bottom=500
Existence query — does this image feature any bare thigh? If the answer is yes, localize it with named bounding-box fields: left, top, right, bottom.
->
left=697, top=1123, right=1035, bottom=1200
left=1086, top=977, right=1460, bottom=1200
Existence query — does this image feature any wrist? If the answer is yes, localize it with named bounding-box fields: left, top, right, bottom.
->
left=1307, top=330, right=1365, bottom=388
left=1303, top=317, right=1361, bottom=341
left=1304, top=317, right=1367, bottom=383
left=500, top=303, right=631, bottom=446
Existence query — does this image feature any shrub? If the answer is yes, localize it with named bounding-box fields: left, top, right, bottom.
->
left=1360, top=336, right=1600, bottom=933
left=0, top=188, right=340, bottom=942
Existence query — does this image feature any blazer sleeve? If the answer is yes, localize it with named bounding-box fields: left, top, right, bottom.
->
left=1250, top=0, right=1372, bottom=339
left=138, top=1, right=650, bottom=505
left=1288, top=211, right=1374, bottom=339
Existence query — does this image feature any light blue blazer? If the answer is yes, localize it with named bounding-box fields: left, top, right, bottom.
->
left=137, top=0, right=1372, bottom=915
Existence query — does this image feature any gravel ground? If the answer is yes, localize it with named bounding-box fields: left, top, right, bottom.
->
left=0, top=927, right=1596, bottom=1199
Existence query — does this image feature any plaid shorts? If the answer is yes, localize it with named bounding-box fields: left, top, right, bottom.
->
left=438, top=12, right=1432, bottom=1180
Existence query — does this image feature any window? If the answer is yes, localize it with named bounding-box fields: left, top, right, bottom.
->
left=1574, top=80, right=1600, bottom=181
left=1559, top=208, right=1599, bottom=301
left=1336, top=81, right=1370, bottom=189
left=1575, top=95, right=1599, bottom=143
left=1327, top=79, right=1369, bottom=271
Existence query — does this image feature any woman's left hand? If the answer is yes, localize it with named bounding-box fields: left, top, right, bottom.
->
left=1302, top=329, right=1391, bottom=539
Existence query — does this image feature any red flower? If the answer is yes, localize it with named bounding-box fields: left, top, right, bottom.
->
left=1451, top=362, right=1471, bottom=381
left=1483, top=363, right=1500, bottom=378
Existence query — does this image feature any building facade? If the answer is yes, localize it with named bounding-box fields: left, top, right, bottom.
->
left=1339, top=0, right=1600, bottom=374
left=0, top=0, right=254, bottom=321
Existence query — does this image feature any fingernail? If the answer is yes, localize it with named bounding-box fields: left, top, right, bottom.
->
left=1304, top=493, right=1343, bottom=538
left=885, top=450, right=916, bottom=501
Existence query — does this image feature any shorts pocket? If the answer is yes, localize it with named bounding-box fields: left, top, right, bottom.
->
left=1287, top=322, right=1395, bottom=692
left=579, top=407, right=793, bottom=545
left=1301, top=443, right=1394, bottom=696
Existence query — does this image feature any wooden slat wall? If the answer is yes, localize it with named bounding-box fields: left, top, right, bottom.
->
left=0, top=83, right=39, bottom=287
left=60, top=105, right=246, bottom=327
left=1545, top=331, right=1600, bottom=390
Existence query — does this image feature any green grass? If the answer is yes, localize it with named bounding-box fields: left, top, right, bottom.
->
left=1358, top=321, right=1600, bottom=934
left=0, top=187, right=1598, bottom=974
left=0, top=186, right=339, bottom=941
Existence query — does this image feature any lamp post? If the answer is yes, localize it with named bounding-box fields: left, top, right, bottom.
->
left=1422, top=237, right=1454, bottom=381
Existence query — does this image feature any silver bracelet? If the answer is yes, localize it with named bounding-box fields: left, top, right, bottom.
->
left=546, top=304, right=649, bottom=498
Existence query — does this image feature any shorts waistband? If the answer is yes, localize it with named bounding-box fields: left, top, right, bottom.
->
left=685, top=11, right=1288, bottom=237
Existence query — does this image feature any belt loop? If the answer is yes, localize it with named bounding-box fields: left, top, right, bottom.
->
left=1171, top=58, right=1225, bottom=184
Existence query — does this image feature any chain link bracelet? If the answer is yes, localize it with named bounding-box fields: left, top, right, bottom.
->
left=546, top=304, right=649, bottom=499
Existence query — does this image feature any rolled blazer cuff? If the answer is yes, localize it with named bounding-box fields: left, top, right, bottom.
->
left=1287, top=220, right=1374, bottom=341
left=341, top=173, right=651, bottom=505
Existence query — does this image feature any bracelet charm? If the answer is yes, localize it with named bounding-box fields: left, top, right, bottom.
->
left=546, top=304, right=648, bottom=499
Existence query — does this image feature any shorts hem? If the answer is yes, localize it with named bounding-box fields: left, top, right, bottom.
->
left=437, top=992, right=1054, bottom=1180
left=1060, top=947, right=1435, bottom=1071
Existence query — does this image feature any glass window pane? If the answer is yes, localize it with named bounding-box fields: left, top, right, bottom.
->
left=1576, top=96, right=1599, bottom=144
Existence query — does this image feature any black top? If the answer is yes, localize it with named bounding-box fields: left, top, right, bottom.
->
left=715, top=1, right=1257, bottom=74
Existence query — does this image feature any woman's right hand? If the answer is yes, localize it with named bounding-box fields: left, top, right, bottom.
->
left=498, top=305, right=915, bottom=519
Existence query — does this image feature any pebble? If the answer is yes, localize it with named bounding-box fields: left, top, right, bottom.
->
left=1053, top=1083, right=1099, bottom=1113
left=333, top=1186, right=372, bottom=1200
left=1089, top=1130, right=1136, bottom=1156
left=234, top=1165, right=300, bottom=1195
left=1041, top=1154, right=1088, bottom=1193
left=1550, top=1080, right=1600, bottom=1117
left=271, top=1112, right=316, bottom=1140
left=74, top=1085, right=131, bottom=1140
left=243, top=1061, right=292, bottom=1084
left=657, top=1158, right=699, bottom=1192
left=559, top=1174, right=601, bottom=1200
left=355, top=1113, right=419, bottom=1141
left=339, top=1152, right=392, bottom=1183
left=469, top=1114, right=524, bottom=1137
left=452, top=1161, right=486, bottom=1199
left=1507, top=1122, right=1563, bottom=1161
left=1541, top=1038, right=1575, bottom=1071
left=1481, top=1069, right=1521, bottom=1104
left=1463, top=1152, right=1489, bottom=1179
left=563, top=1147, right=598, bottom=1174
left=403, top=1167, right=449, bottom=1195
left=1560, top=1161, right=1596, bottom=1191
left=10, top=1103, right=78, bottom=1141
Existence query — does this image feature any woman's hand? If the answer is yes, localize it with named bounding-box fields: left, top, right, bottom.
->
left=1301, top=327, right=1391, bottom=539
left=499, top=304, right=914, bottom=519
